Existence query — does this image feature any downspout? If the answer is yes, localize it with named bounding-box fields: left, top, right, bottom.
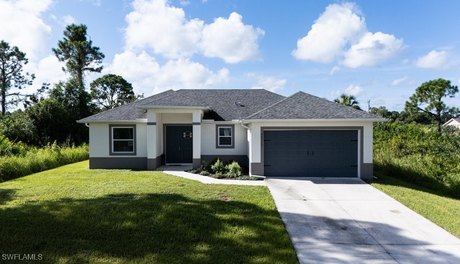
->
left=85, top=123, right=90, bottom=128
left=238, top=119, right=249, bottom=130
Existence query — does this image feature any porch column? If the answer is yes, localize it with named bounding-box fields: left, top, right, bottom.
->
left=248, top=124, right=263, bottom=176
left=192, top=111, right=201, bottom=169
left=146, top=110, right=158, bottom=170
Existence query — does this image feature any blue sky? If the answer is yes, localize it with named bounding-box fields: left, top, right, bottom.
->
left=1, top=0, right=460, bottom=110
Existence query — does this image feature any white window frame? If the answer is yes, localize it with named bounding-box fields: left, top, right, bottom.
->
left=111, top=126, right=135, bottom=155
left=217, top=125, right=234, bottom=148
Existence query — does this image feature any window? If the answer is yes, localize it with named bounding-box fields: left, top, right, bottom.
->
left=217, top=125, right=234, bottom=148
left=111, top=126, right=135, bottom=154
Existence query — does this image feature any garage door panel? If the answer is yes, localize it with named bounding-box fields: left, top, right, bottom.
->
left=264, top=130, right=358, bottom=177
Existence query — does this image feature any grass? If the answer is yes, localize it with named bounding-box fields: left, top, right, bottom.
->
left=0, top=161, right=297, bottom=264
left=374, top=122, right=460, bottom=198
left=0, top=143, right=88, bottom=182
left=372, top=173, right=460, bottom=238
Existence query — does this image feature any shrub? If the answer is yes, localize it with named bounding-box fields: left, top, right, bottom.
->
left=226, top=161, right=242, bottom=178
left=199, top=170, right=210, bottom=176
left=374, top=121, right=460, bottom=197
left=211, top=158, right=227, bottom=175
left=0, top=134, right=28, bottom=156
left=0, top=144, right=88, bottom=182
left=215, top=172, right=225, bottom=179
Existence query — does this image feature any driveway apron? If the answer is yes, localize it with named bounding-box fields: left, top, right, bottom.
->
left=266, top=178, right=460, bottom=264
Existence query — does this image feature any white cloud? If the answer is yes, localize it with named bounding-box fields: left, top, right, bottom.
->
left=344, top=84, right=363, bottom=96
left=292, top=2, right=403, bottom=68
left=0, top=0, right=53, bottom=60
left=16, top=55, right=66, bottom=97
left=343, top=32, right=403, bottom=68
left=391, top=76, right=408, bottom=86
left=179, top=0, right=190, bottom=6
left=156, top=59, right=229, bottom=89
left=125, top=0, right=203, bottom=58
left=416, top=50, right=448, bottom=69
left=292, top=3, right=365, bottom=63
left=249, top=74, right=286, bottom=92
left=63, top=15, right=76, bottom=25
left=125, top=0, right=262, bottom=63
left=329, top=66, right=341, bottom=75
left=105, top=50, right=229, bottom=95
left=201, top=12, right=264, bottom=63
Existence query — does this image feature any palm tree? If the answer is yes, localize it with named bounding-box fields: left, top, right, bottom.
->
left=334, top=94, right=361, bottom=110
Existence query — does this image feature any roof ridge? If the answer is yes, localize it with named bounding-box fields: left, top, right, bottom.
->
left=136, top=89, right=176, bottom=104
left=245, top=91, right=301, bottom=119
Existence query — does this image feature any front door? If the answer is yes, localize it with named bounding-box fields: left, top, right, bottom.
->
left=165, top=125, right=193, bottom=164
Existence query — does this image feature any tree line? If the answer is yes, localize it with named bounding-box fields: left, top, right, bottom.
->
left=334, top=78, right=459, bottom=132
left=0, top=24, right=141, bottom=146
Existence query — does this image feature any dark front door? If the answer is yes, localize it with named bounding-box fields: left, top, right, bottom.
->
left=165, top=125, right=193, bottom=164
left=264, top=130, right=358, bottom=177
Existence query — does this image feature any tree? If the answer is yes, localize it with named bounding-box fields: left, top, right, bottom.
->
left=0, top=110, right=37, bottom=145
left=90, top=74, right=136, bottom=110
left=405, top=78, right=459, bottom=132
left=48, top=78, right=95, bottom=144
left=0, top=40, right=34, bottom=115
left=53, top=24, right=104, bottom=87
left=334, top=94, right=361, bottom=110
left=27, top=98, right=72, bottom=145
left=369, top=106, right=400, bottom=121
left=51, top=24, right=103, bottom=144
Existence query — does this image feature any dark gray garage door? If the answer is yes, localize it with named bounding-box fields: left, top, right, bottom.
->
left=264, top=130, right=358, bottom=177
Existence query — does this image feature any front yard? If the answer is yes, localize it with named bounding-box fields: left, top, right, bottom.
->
left=0, top=161, right=297, bottom=264
left=372, top=173, right=460, bottom=238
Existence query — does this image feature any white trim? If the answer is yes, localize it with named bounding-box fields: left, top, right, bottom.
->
left=242, top=118, right=386, bottom=123
left=81, top=119, right=147, bottom=124
left=138, top=105, right=209, bottom=110
left=357, top=129, right=361, bottom=179
left=442, top=118, right=460, bottom=127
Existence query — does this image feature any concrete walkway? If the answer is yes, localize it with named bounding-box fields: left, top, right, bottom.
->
left=158, top=166, right=265, bottom=186
left=266, top=178, right=460, bottom=264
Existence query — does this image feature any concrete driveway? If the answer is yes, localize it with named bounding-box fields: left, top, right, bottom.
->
left=266, top=178, right=460, bottom=264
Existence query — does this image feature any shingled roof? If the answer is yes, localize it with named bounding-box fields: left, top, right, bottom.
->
left=78, top=89, right=284, bottom=122
left=246, top=91, right=379, bottom=120
left=78, top=89, right=380, bottom=123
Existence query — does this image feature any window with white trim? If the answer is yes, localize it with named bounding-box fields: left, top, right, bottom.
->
left=111, top=126, right=135, bottom=154
left=217, top=125, right=233, bottom=148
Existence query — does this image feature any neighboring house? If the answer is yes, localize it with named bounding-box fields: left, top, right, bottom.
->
left=443, top=118, right=460, bottom=129
left=78, top=89, right=384, bottom=179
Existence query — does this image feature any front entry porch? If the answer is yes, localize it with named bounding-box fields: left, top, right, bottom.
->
left=145, top=108, right=203, bottom=170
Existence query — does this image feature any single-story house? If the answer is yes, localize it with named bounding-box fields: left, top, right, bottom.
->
left=78, top=89, right=383, bottom=179
left=443, top=118, right=460, bottom=129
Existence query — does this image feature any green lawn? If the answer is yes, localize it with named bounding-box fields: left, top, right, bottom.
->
left=372, top=173, right=460, bottom=238
left=0, top=161, right=297, bottom=264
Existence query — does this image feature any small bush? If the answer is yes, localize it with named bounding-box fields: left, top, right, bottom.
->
left=215, top=172, right=225, bottom=179
left=226, top=161, right=242, bottom=178
left=199, top=170, right=210, bottom=176
left=211, top=158, right=227, bottom=174
left=0, top=134, right=28, bottom=156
